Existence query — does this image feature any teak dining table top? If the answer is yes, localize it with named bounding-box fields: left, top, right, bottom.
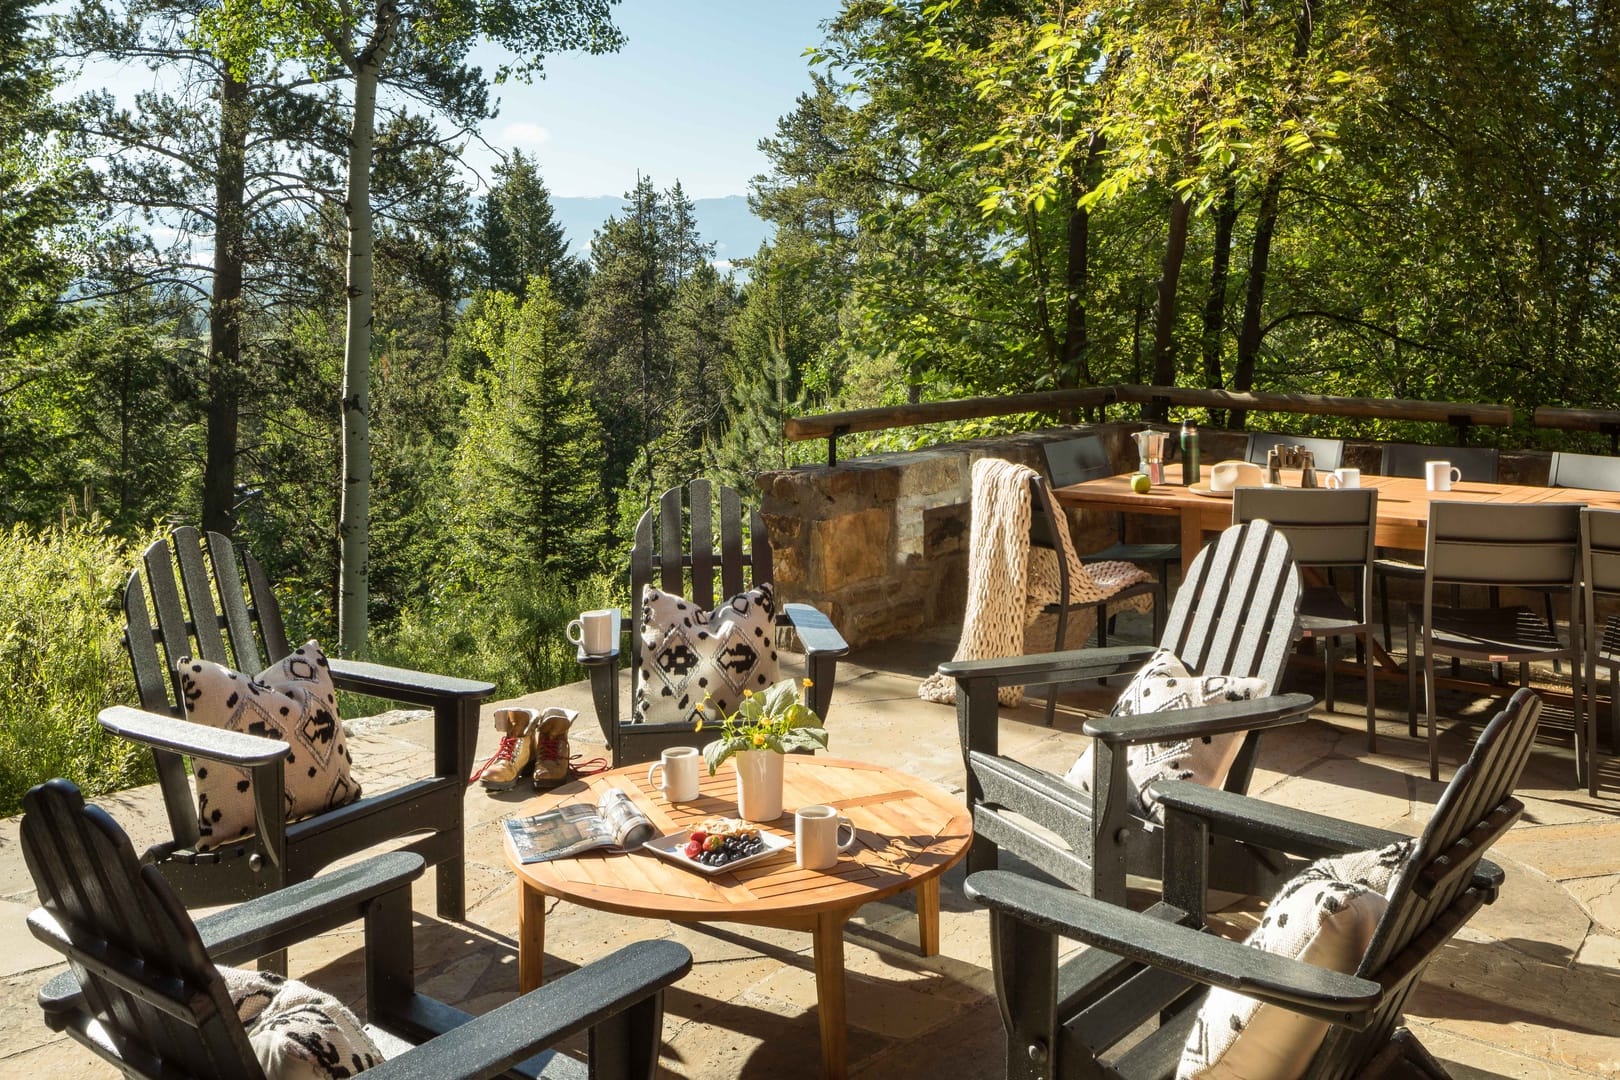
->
left=503, top=755, right=971, bottom=1080
left=1054, top=463, right=1620, bottom=565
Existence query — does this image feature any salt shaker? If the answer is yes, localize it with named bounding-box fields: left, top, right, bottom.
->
left=1266, top=447, right=1282, bottom=486
left=1300, top=450, right=1318, bottom=488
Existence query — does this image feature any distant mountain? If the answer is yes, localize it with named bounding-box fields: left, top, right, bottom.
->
left=550, top=194, right=770, bottom=270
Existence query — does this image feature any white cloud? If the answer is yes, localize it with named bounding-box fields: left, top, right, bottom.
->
left=500, top=121, right=551, bottom=148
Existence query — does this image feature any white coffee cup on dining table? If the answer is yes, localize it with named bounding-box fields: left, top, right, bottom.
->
left=647, top=745, right=701, bottom=802
left=795, top=804, right=857, bottom=870
left=1323, top=467, right=1360, bottom=489
left=567, top=608, right=616, bottom=655
left=1425, top=461, right=1462, bottom=492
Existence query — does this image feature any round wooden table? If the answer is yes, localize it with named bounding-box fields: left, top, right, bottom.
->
left=503, top=755, right=972, bottom=1080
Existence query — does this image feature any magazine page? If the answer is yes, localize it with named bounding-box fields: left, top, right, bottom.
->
left=599, top=788, right=656, bottom=849
left=504, top=803, right=616, bottom=864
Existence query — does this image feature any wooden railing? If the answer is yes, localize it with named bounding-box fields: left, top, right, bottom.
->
left=785, top=385, right=1513, bottom=466
left=1533, top=407, right=1620, bottom=451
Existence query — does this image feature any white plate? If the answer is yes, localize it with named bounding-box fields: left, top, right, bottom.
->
left=643, top=830, right=792, bottom=876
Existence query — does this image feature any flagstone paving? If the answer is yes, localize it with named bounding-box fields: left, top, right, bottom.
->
left=2, top=634, right=1617, bottom=1078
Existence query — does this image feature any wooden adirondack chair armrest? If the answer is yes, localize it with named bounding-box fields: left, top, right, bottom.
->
left=97, top=705, right=287, bottom=766
left=326, top=658, right=494, bottom=705
left=360, top=940, right=693, bottom=1080
left=938, top=644, right=1156, bottom=686
left=781, top=603, right=849, bottom=656
left=37, top=852, right=427, bottom=1018
left=1149, top=780, right=1508, bottom=894
left=574, top=608, right=625, bottom=666
left=1081, top=693, right=1316, bottom=746
left=965, top=870, right=1383, bottom=1023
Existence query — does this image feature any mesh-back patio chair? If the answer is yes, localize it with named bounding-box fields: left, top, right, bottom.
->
left=1245, top=432, right=1345, bottom=471
left=1043, top=433, right=1180, bottom=588
left=1549, top=449, right=1620, bottom=491
left=940, top=519, right=1312, bottom=907
left=1407, top=501, right=1584, bottom=787
left=579, top=479, right=848, bottom=766
left=23, top=778, right=691, bottom=1080
left=964, top=687, right=1539, bottom=1080
left=1233, top=488, right=1380, bottom=749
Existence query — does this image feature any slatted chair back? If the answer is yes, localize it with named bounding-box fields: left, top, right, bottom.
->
left=1231, top=489, right=1377, bottom=571
left=1550, top=450, right=1620, bottom=492
left=1582, top=508, right=1620, bottom=600
left=1307, top=688, right=1538, bottom=1079
left=1424, top=501, right=1582, bottom=589
left=1245, top=432, right=1345, bottom=471
left=627, top=480, right=772, bottom=698
left=21, top=779, right=267, bottom=1079
left=1379, top=442, right=1500, bottom=482
left=122, top=526, right=291, bottom=847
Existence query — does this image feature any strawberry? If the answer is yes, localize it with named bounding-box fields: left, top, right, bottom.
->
left=683, top=840, right=702, bottom=858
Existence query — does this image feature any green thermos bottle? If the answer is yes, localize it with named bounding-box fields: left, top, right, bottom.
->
left=1180, top=420, right=1200, bottom=485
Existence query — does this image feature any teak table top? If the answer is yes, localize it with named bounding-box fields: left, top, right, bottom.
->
left=503, top=754, right=971, bottom=1080
left=1055, top=463, right=1620, bottom=564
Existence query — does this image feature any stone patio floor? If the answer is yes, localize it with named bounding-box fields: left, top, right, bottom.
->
left=3, top=634, right=1618, bottom=1078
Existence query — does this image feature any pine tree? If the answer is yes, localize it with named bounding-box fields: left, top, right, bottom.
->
left=479, top=150, right=583, bottom=308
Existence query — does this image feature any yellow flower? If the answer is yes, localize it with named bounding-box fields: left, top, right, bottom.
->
left=802, top=677, right=814, bottom=688
left=743, top=689, right=754, bottom=698
left=693, top=718, right=704, bottom=733
left=752, top=732, right=766, bottom=747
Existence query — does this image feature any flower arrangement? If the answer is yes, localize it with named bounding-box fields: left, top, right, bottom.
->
left=698, top=677, right=828, bottom=775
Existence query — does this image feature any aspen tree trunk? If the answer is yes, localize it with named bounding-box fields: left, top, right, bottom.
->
left=337, top=14, right=395, bottom=657
left=201, top=70, right=248, bottom=537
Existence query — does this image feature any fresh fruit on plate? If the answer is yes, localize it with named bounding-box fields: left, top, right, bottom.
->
left=685, top=817, right=766, bottom=866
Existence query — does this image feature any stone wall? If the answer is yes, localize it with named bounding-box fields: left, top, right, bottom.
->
left=758, top=424, right=1560, bottom=649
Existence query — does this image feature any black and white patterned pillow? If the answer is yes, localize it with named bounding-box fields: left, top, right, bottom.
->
left=220, top=965, right=383, bottom=1078
left=178, top=640, right=361, bottom=852
left=1064, top=649, right=1267, bottom=820
left=635, top=583, right=779, bottom=727
left=1177, top=839, right=1415, bottom=1079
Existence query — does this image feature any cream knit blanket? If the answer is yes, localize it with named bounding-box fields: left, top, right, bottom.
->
left=918, top=457, right=1154, bottom=707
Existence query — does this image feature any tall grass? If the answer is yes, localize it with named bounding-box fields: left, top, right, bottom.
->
left=0, top=522, right=155, bottom=815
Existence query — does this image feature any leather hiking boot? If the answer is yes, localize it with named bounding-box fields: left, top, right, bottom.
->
left=472, top=707, right=539, bottom=791
left=531, top=708, right=575, bottom=790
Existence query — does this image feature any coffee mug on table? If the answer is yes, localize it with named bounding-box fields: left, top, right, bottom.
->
left=795, top=804, right=857, bottom=870
left=567, top=608, right=616, bottom=655
left=1323, top=467, right=1361, bottom=489
left=647, top=745, right=701, bottom=802
left=1425, top=461, right=1462, bottom=492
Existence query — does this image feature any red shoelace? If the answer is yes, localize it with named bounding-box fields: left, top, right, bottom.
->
left=469, top=734, right=525, bottom=784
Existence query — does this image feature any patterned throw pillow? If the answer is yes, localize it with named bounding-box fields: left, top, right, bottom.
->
left=635, top=583, right=779, bottom=727
left=178, top=640, right=361, bottom=852
left=1177, top=840, right=1414, bottom=1079
left=1063, top=649, right=1268, bottom=820
left=220, top=966, right=382, bottom=1078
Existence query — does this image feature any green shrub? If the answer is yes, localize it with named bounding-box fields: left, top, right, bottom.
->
left=0, top=522, right=155, bottom=815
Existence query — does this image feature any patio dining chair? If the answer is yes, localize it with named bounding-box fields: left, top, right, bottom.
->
left=1550, top=449, right=1620, bottom=491
left=579, top=479, right=848, bottom=766
left=22, top=778, right=691, bottom=1080
left=1374, top=442, right=1502, bottom=652
left=1233, top=487, right=1379, bottom=748
left=1042, top=433, right=1181, bottom=588
left=116, top=527, right=493, bottom=971
left=1245, top=432, right=1345, bottom=472
left=965, top=687, right=1540, bottom=1080
left=1407, top=501, right=1585, bottom=787
left=1581, top=507, right=1620, bottom=796
left=940, top=519, right=1312, bottom=907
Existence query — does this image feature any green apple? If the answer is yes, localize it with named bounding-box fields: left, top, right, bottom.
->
left=1131, top=473, right=1152, bottom=494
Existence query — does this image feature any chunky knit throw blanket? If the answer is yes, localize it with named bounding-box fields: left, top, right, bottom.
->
left=918, top=457, right=1154, bottom=707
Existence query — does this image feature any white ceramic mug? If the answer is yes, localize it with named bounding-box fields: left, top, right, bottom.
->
left=1425, top=461, right=1462, bottom=492
left=795, top=804, right=857, bottom=870
left=646, top=746, right=701, bottom=802
left=1323, top=467, right=1361, bottom=489
left=567, top=608, right=616, bottom=655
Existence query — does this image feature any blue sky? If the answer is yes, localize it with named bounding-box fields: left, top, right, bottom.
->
left=468, top=2, right=842, bottom=199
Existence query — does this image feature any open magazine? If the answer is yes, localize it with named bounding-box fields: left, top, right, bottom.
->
left=503, top=788, right=657, bottom=864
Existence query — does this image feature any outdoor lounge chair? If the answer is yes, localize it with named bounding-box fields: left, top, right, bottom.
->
left=117, top=527, right=493, bottom=940
left=963, top=686, right=1539, bottom=1080
left=579, top=479, right=849, bottom=766
left=22, top=778, right=691, bottom=1080
left=939, top=519, right=1313, bottom=907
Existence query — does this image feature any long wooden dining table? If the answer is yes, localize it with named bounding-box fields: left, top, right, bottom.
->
left=1053, top=462, right=1620, bottom=566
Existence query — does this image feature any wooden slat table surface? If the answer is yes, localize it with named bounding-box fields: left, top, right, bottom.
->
left=504, top=755, right=971, bottom=1080
left=1055, top=464, right=1620, bottom=565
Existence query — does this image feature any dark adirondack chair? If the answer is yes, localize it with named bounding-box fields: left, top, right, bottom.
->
left=939, top=519, right=1314, bottom=907
left=23, top=779, right=691, bottom=1080
left=963, top=687, right=1540, bottom=1080
left=581, top=479, right=849, bottom=766
left=117, top=526, right=493, bottom=928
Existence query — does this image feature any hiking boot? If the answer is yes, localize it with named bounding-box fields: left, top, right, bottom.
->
left=531, top=708, right=575, bottom=790
left=472, top=707, right=539, bottom=791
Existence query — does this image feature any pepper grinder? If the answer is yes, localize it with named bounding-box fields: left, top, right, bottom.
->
left=1180, top=420, right=1200, bottom=486
left=1266, top=447, right=1282, bottom=486
left=1300, top=449, right=1318, bottom=489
